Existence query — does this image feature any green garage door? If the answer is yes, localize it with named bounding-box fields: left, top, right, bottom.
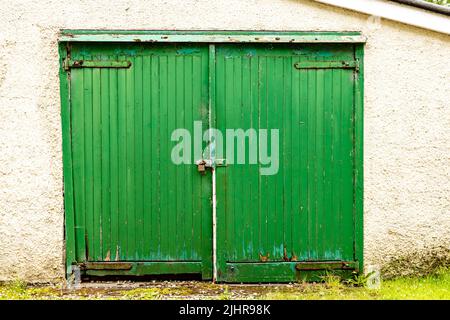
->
left=60, top=34, right=363, bottom=282
left=214, top=44, right=360, bottom=282
left=66, top=43, right=212, bottom=278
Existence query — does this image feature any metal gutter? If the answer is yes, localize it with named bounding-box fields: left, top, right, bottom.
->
left=391, top=0, right=450, bottom=16
left=315, top=0, right=450, bottom=35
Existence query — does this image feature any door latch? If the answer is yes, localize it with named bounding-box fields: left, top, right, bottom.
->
left=197, top=160, right=207, bottom=175
left=195, top=159, right=227, bottom=174
left=196, top=159, right=212, bottom=175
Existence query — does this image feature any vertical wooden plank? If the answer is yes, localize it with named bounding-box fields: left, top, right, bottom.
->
left=150, top=55, right=161, bottom=259
left=249, top=55, right=260, bottom=261
left=183, top=55, right=193, bottom=260
left=258, top=56, right=269, bottom=258
left=192, top=54, right=202, bottom=262
left=274, top=56, right=284, bottom=260
left=224, top=55, right=236, bottom=261
left=315, top=68, right=325, bottom=259
left=331, top=68, right=341, bottom=259
left=225, top=56, right=236, bottom=261
left=142, top=54, right=152, bottom=259
left=342, top=68, right=355, bottom=261
left=167, top=54, right=177, bottom=259
left=306, top=68, right=317, bottom=261
left=298, top=63, right=309, bottom=261
left=59, top=44, right=77, bottom=271
left=202, top=46, right=213, bottom=279
left=175, top=55, right=185, bottom=259
left=283, top=56, right=293, bottom=261
left=215, top=47, right=227, bottom=279
left=234, top=55, right=244, bottom=260
left=134, top=55, right=144, bottom=259
left=70, top=67, right=87, bottom=262
left=291, top=55, right=302, bottom=260
left=109, top=63, right=119, bottom=261
left=241, top=55, right=252, bottom=260
left=323, top=68, right=333, bottom=260
left=92, top=67, right=102, bottom=260
left=159, top=55, right=169, bottom=259
left=83, top=63, right=94, bottom=261
left=117, top=55, right=128, bottom=260
left=265, top=56, right=276, bottom=259
left=126, top=57, right=136, bottom=260
left=100, top=67, right=111, bottom=261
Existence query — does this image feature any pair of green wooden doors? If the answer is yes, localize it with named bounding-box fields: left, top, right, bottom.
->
left=63, top=41, right=362, bottom=282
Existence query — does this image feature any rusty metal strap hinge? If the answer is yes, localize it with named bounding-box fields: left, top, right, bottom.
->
left=64, top=58, right=132, bottom=71
left=295, top=261, right=359, bottom=271
left=80, top=262, right=133, bottom=271
left=294, top=60, right=359, bottom=71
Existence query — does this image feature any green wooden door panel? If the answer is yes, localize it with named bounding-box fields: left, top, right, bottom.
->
left=69, top=44, right=212, bottom=271
left=214, top=44, right=357, bottom=281
left=61, top=39, right=363, bottom=281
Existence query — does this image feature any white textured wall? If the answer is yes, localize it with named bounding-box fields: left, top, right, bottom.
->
left=0, top=0, right=449, bottom=282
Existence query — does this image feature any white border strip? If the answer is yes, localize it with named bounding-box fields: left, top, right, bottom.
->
left=212, top=168, right=217, bottom=282
left=208, top=44, right=218, bottom=283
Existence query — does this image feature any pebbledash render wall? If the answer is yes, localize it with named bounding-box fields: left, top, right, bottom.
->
left=0, top=0, right=449, bottom=282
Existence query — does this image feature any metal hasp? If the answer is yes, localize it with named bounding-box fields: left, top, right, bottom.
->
left=214, top=159, right=227, bottom=167
left=294, top=60, right=360, bottom=71
left=63, top=58, right=132, bottom=71
left=59, top=31, right=364, bottom=283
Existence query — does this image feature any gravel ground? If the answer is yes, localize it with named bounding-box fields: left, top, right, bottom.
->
left=1, top=269, right=449, bottom=300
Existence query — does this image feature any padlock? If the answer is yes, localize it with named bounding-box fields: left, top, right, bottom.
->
left=197, top=160, right=206, bottom=175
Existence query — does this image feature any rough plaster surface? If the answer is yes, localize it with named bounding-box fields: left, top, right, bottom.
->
left=0, top=0, right=449, bottom=282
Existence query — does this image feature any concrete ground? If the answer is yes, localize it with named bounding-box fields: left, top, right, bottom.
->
left=1, top=268, right=449, bottom=300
